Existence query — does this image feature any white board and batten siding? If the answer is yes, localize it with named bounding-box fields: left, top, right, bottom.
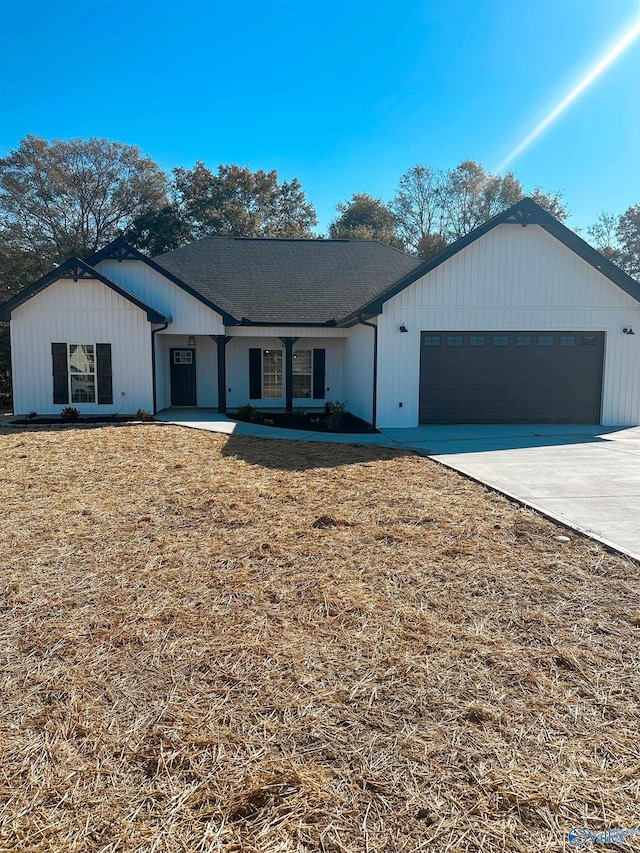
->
left=376, top=224, right=640, bottom=428
left=10, top=277, right=153, bottom=415
left=343, top=321, right=376, bottom=424
left=96, top=259, right=225, bottom=336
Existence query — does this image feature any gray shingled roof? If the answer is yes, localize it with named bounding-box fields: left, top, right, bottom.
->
left=154, top=238, right=422, bottom=324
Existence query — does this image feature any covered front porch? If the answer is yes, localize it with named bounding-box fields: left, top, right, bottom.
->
left=153, top=326, right=363, bottom=418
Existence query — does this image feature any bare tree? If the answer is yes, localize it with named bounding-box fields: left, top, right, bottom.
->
left=392, top=160, right=568, bottom=258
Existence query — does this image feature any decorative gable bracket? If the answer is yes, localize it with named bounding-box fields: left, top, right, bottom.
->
left=94, top=241, right=141, bottom=262
left=504, top=204, right=540, bottom=227
left=59, top=263, right=99, bottom=282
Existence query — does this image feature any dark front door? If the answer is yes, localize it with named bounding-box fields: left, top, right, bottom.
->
left=170, top=348, right=197, bottom=407
left=419, top=331, right=605, bottom=424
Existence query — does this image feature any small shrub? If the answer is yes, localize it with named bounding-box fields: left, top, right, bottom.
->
left=26, top=411, right=37, bottom=423
left=136, top=408, right=152, bottom=422
left=324, top=400, right=347, bottom=431
left=60, top=406, right=80, bottom=423
left=236, top=404, right=266, bottom=424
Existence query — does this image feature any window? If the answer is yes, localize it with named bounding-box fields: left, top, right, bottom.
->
left=292, top=350, right=312, bottom=398
left=446, top=335, right=464, bottom=347
left=469, top=335, right=486, bottom=347
left=173, top=350, right=193, bottom=364
left=70, top=344, right=95, bottom=403
left=515, top=335, right=531, bottom=347
left=492, top=335, right=509, bottom=347
left=537, top=335, right=554, bottom=347
left=582, top=335, right=597, bottom=347
left=560, top=335, right=576, bottom=347
left=423, top=334, right=441, bottom=347
left=262, top=349, right=283, bottom=398
left=52, top=343, right=112, bottom=406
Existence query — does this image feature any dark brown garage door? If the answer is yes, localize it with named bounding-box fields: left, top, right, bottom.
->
left=419, top=331, right=604, bottom=424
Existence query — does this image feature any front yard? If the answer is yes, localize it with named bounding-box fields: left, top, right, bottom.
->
left=0, top=425, right=638, bottom=852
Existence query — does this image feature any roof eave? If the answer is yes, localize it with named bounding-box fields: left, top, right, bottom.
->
left=338, top=198, right=640, bottom=319
left=237, top=318, right=338, bottom=327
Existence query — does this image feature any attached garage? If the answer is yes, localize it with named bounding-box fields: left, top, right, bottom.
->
left=367, top=199, right=640, bottom=429
left=419, top=330, right=605, bottom=424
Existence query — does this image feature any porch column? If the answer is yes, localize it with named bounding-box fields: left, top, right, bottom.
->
left=214, top=335, right=230, bottom=414
left=280, top=336, right=298, bottom=413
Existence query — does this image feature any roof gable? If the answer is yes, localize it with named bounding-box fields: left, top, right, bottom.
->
left=338, top=198, right=640, bottom=324
left=87, top=237, right=238, bottom=325
left=0, top=257, right=168, bottom=323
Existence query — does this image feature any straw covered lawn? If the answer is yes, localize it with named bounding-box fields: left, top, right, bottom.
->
left=0, top=425, right=638, bottom=853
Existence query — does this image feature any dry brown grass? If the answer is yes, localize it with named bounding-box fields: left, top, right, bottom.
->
left=0, top=425, right=638, bottom=853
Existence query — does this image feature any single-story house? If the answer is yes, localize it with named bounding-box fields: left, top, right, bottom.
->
left=1, top=198, right=639, bottom=427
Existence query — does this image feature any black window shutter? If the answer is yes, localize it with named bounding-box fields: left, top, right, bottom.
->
left=51, top=343, right=69, bottom=405
left=313, top=348, right=326, bottom=399
left=249, top=348, right=262, bottom=399
left=96, top=343, right=113, bottom=405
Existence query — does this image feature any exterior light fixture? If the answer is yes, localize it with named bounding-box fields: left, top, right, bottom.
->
left=622, top=326, right=635, bottom=335
left=188, top=336, right=196, bottom=345
left=399, top=324, right=408, bottom=333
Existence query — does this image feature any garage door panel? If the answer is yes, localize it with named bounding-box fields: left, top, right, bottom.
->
left=419, top=331, right=604, bottom=424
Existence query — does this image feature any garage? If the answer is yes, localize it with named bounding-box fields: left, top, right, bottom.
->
left=419, top=330, right=605, bottom=424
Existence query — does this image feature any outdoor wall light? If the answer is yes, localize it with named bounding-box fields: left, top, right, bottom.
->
left=188, top=336, right=196, bottom=345
left=622, top=326, right=635, bottom=335
left=399, top=324, right=408, bottom=333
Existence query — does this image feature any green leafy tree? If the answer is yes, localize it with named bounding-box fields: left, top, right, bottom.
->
left=416, top=231, right=448, bottom=260
left=124, top=204, right=192, bottom=256
left=0, top=243, right=47, bottom=300
left=0, top=244, right=52, bottom=409
left=329, top=193, right=403, bottom=248
left=172, top=162, right=317, bottom=238
left=0, top=135, right=168, bottom=263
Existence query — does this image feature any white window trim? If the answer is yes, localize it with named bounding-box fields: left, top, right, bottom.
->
left=69, top=343, right=97, bottom=405
left=262, top=348, right=284, bottom=399
left=292, top=349, right=313, bottom=399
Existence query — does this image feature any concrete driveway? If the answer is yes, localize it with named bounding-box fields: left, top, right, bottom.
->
left=382, top=424, right=640, bottom=561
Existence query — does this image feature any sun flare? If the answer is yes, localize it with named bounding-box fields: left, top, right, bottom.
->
left=496, top=14, right=640, bottom=173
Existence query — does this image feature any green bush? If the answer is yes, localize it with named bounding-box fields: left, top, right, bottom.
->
left=236, top=404, right=266, bottom=424
left=60, top=406, right=80, bottom=423
left=324, top=400, right=348, bottom=431
left=136, top=408, right=153, bottom=421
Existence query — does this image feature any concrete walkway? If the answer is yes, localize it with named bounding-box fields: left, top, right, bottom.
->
left=154, top=409, right=395, bottom=445
left=156, top=411, right=640, bottom=561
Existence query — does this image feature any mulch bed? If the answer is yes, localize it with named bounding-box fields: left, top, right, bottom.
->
left=0, top=425, right=638, bottom=852
left=231, top=410, right=377, bottom=433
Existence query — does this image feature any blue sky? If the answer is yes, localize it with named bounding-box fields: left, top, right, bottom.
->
left=0, top=0, right=638, bottom=235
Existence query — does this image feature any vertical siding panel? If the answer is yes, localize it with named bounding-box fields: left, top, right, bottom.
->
left=97, top=259, right=225, bottom=335
left=11, top=278, right=154, bottom=414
